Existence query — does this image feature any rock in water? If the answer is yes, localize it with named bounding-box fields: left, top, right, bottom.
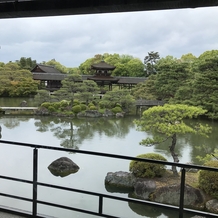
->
left=48, top=157, right=79, bottom=177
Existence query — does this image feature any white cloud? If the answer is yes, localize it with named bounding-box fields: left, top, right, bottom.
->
left=1, top=6, right=218, bottom=67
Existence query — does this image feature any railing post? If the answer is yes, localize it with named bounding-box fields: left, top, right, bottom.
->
left=98, top=196, right=103, bottom=214
left=32, top=148, right=38, bottom=216
left=179, top=168, right=186, bottom=218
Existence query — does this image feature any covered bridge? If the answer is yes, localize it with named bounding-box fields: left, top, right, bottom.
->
left=32, top=63, right=147, bottom=91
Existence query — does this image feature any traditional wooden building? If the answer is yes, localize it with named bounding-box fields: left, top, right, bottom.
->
left=87, top=61, right=119, bottom=91
left=31, top=64, right=66, bottom=91
left=31, top=62, right=147, bottom=92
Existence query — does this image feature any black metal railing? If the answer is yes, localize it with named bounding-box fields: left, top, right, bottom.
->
left=0, top=139, right=218, bottom=218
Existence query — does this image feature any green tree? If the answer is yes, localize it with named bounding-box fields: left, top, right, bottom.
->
left=34, top=90, right=52, bottom=106
left=0, top=66, right=38, bottom=97
left=45, top=59, right=68, bottom=73
left=76, top=80, right=100, bottom=105
left=100, top=89, right=135, bottom=112
left=52, top=74, right=82, bottom=104
left=132, top=74, right=158, bottom=100
left=191, top=56, right=218, bottom=119
left=134, top=104, right=211, bottom=175
left=79, top=53, right=144, bottom=77
left=126, top=58, right=144, bottom=77
left=180, top=53, right=197, bottom=63
left=144, top=51, right=160, bottom=75
left=155, top=58, right=191, bottom=101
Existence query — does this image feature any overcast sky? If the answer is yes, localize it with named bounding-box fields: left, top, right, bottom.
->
left=0, top=6, right=218, bottom=68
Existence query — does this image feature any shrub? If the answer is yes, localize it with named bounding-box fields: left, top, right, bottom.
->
left=129, top=153, right=167, bottom=178
left=52, top=102, right=61, bottom=110
left=199, top=160, right=218, bottom=199
left=41, top=102, right=51, bottom=109
left=111, top=106, right=123, bottom=114
left=89, top=105, right=97, bottom=110
left=73, top=99, right=80, bottom=106
left=48, top=106, right=56, bottom=112
left=99, top=101, right=106, bottom=109
left=88, top=102, right=95, bottom=108
left=60, top=100, right=69, bottom=108
left=72, top=105, right=81, bottom=114
left=115, top=103, right=122, bottom=108
left=80, top=104, right=87, bottom=111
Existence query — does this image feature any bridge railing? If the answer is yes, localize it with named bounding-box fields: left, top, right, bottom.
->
left=0, top=139, right=217, bottom=218
left=135, top=99, right=165, bottom=106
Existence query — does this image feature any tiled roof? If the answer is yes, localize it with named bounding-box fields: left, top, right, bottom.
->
left=116, top=77, right=147, bottom=84
left=91, top=61, right=116, bottom=70
left=31, top=64, right=63, bottom=74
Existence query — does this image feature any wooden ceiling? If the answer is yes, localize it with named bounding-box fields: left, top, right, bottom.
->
left=0, top=0, right=218, bottom=19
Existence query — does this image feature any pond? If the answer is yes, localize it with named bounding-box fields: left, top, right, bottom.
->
left=0, top=114, right=218, bottom=218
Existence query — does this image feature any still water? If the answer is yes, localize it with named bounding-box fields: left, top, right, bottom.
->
left=0, top=115, right=218, bottom=218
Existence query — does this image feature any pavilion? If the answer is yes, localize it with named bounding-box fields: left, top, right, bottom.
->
left=87, top=61, right=119, bottom=91
left=31, top=62, right=146, bottom=92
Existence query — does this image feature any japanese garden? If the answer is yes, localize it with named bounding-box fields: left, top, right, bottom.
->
left=1, top=50, right=218, bottom=217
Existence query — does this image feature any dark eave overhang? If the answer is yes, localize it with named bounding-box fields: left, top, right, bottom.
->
left=0, top=0, right=218, bottom=19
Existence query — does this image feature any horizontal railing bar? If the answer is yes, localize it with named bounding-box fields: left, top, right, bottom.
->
left=1, top=139, right=218, bottom=218
left=0, top=205, right=50, bottom=218
left=184, top=207, right=218, bottom=217
left=39, top=181, right=218, bottom=217
left=0, top=207, right=34, bottom=218
left=0, top=175, right=32, bottom=184
left=38, top=181, right=179, bottom=211
left=37, top=200, right=119, bottom=218
left=0, top=192, right=32, bottom=202
left=0, top=140, right=218, bottom=172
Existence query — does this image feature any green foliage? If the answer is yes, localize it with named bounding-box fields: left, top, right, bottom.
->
left=72, top=99, right=80, bottom=106
left=76, top=80, right=100, bottom=105
left=80, top=104, right=87, bottom=111
left=199, top=160, right=218, bottom=199
left=72, top=105, right=81, bottom=114
left=135, top=104, right=211, bottom=144
left=34, top=90, right=51, bottom=106
left=41, top=102, right=52, bottom=109
left=0, top=66, right=39, bottom=97
left=79, top=53, right=144, bottom=77
left=45, top=59, right=68, bottom=73
left=89, top=105, right=97, bottom=110
left=18, top=57, right=36, bottom=70
left=99, top=100, right=110, bottom=109
left=132, top=75, right=157, bottom=100
left=196, top=146, right=218, bottom=165
left=144, top=51, right=160, bottom=75
left=111, top=106, right=123, bottom=114
left=52, top=102, right=61, bottom=110
left=129, top=153, right=167, bottom=178
left=102, top=89, right=135, bottom=112
left=48, top=106, right=56, bottom=112
left=135, top=104, right=211, bottom=174
left=60, top=100, right=69, bottom=108
left=191, top=55, right=218, bottom=119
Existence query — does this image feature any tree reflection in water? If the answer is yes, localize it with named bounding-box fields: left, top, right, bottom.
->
left=34, top=116, right=136, bottom=150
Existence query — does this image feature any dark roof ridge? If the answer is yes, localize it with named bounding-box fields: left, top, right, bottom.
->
left=37, top=64, right=56, bottom=68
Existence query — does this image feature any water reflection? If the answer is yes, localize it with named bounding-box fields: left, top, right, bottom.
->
left=0, top=116, right=31, bottom=129
left=33, top=116, right=136, bottom=150
left=0, top=115, right=218, bottom=218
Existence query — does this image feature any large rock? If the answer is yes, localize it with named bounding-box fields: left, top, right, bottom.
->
left=20, top=100, right=27, bottom=107
left=103, top=109, right=114, bottom=117
left=34, top=107, right=50, bottom=115
left=206, top=199, right=218, bottom=213
left=105, top=171, right=136, bottom=190
left=133, top=179, right=156, bottom=200
left=79, top=110, right=102, bottom=117
left=48, top=157, right=79, bottom=177
left=151, top=184, right=205, bottom=210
